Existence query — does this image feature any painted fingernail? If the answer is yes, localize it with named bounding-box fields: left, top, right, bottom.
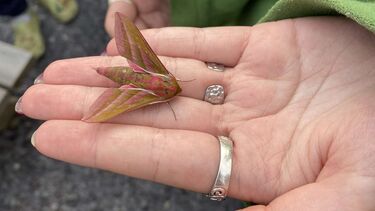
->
left=31, top=132, right=36, bottom=147
left=34, top=73, right=44, bottom=84
left=15, top=97, right=23, bottom=114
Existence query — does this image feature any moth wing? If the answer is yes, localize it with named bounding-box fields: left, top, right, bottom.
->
left=115, top=12, right=169, bottom=75
left=82, top=85, right=162, bottom=122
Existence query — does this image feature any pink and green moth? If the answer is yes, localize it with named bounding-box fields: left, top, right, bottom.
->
left=82, top=13, right=181, bottom=122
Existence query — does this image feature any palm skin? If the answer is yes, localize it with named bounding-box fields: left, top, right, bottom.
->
left=21, top=17, right=375, bottom=210
left=219, top=18, right=375, bottom=209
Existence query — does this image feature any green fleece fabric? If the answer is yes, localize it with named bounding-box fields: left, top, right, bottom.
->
left=171, top=0, right=375, bottom=32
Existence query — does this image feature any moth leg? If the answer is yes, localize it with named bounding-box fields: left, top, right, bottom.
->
left=166, top=102, right=177, bottom=121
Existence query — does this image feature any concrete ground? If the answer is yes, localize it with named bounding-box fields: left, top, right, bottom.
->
left=0, top=0, right=243, bottom=210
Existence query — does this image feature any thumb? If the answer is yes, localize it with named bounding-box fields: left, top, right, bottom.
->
left=105, top=0, right=137, bottom=37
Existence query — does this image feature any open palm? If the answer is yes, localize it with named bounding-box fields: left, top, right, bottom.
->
left=21, top=17, right=375, bottom=210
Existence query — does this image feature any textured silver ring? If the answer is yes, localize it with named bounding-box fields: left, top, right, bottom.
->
left=204, top=85, right=225, bottom=104
left=206, top=136, right=233, bottom=201
left=207, top=62, right=225, bottom=72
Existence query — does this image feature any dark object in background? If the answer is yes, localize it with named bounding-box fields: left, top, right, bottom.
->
left=0, top=0, right=27, bottom=17
left=0, top=41, right=32, bottom=130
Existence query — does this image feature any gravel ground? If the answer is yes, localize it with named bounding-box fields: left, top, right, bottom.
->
left=0, top=0, right=243, bottom=210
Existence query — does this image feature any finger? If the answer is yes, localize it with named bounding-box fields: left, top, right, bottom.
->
left=41, top=56, right=225, bottom=100
left=137, top=11, right=169, bottom=28
left=106, top=27, right=251, bottom=66
left=134, top=17, right=148, bottom=30
left=105, top=0, right=137, bottom=37
left=238, top=175, right=370, bottom=211
left=32, top=120, right=222, bottom=194
left=21, top=84, right=222, bottom=134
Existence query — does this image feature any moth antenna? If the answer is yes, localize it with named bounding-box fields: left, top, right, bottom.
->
left=167, top=102, right=177, bottom=121
left=176, top=78, right=196, bottom=83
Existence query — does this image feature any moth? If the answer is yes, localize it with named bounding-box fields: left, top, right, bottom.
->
left=82, top=13, right=181, bottom=122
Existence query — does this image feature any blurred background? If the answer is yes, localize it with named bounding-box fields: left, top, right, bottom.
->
left=0, top=0, right=242, bottom=210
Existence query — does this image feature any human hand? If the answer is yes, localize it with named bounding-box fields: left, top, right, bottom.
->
left=20, top=17, right=375, bottom=210
left=105, top=0, right=169, bottom=37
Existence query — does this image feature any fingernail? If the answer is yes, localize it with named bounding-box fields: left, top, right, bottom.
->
left=31, top=132, right=36, bottom=147
left=15, top=97, right=23, bottom=114
left=34, top=73, right=44, bottom=84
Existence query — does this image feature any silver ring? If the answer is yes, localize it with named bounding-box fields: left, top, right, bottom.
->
left=204, top=85, right=225, bottom=104
left=206, top=136, right=233, bottom=201
left=207, top=62, right=225, bottom=72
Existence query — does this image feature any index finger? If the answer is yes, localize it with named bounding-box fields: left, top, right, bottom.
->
left=106, top=27, right=252, bottom=66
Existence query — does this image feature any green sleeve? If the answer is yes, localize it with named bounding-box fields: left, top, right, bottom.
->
left=170, top=0, right=251, bottom=27
left=171, top=0, right=375, bottom=32
left=259, top=0, right=375, bottom=32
